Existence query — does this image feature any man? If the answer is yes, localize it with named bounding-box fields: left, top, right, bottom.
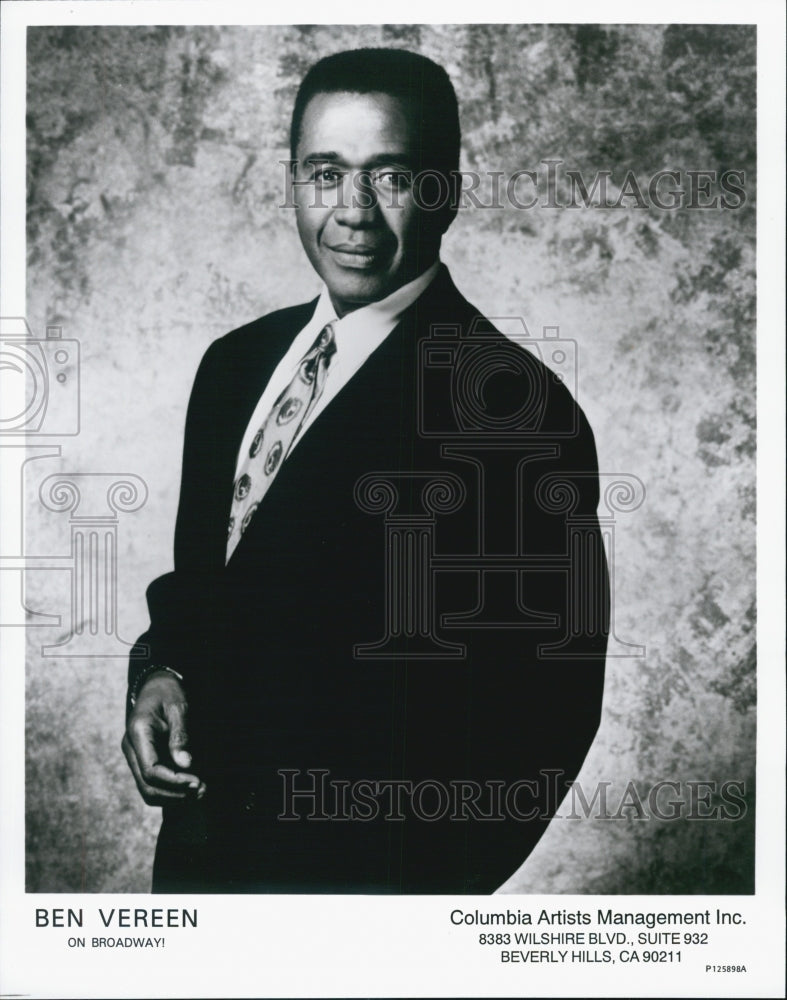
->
left=123, top=48, right=608, bottom=893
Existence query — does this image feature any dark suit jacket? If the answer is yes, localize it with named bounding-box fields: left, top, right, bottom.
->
left=129, top=265, right=608, bottom=893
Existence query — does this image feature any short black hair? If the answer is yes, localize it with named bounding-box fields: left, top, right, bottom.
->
left=290, top=47, right=461, bottom=177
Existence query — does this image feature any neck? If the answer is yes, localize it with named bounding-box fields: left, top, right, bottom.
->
left=329, top=259, right=441, bottom=318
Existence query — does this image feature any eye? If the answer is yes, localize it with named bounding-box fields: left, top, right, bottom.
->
left=372, top=170, right=412, bottom=191
left=312, top=166, right=343, bottom=185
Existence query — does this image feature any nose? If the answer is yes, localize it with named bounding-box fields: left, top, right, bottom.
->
left=333, top=171, right=380, bottom=227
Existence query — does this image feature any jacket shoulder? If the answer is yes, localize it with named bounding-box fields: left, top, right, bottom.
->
left=187, top=300, right=318, bottom=390
left=434, top=285, right=597, bottom=460
left=213, top=299, right=318, bottom=354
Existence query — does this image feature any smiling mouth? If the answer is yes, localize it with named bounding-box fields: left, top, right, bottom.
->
left=326, top=244, right=388, bottom=270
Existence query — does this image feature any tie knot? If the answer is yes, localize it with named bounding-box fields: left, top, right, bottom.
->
left=314, top=323, right=336, bottom=353
left=315, top=322, right=337, bottom=359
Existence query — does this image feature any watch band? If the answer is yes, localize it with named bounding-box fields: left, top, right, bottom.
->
left=129, top=664, right=184, bottom=708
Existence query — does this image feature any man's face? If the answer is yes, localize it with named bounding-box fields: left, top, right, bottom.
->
left=293, top=90, right=449, bottom=316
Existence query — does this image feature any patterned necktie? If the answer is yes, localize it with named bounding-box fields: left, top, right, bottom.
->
left=226, top=322, right=337, bottom=561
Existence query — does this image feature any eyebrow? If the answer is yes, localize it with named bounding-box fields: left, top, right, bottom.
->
left=301, top=152, right=416, bottom=169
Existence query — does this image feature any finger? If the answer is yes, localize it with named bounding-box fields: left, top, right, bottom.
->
left=163, top=701, right=192, bottom=769
left=127, top=716, right=201, bottom=791
left=146, top=762, right=202, bottom=790
left=122, top=734, right=191, bottom=804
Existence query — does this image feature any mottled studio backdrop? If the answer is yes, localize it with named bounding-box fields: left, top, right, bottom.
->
left=23, top=24, right=755, bottom=892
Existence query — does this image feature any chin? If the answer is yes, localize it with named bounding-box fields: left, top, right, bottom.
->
left=329, top=272, right=393, bottom=310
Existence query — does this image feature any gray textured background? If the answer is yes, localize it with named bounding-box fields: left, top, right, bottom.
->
left=24, top=24, right=755, bottom=893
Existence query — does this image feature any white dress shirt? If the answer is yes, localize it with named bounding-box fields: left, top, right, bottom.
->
left=234, top=260, right=440, bottom=477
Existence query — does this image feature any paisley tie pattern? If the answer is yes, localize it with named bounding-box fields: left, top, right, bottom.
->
left=226, top=322, right=336, bottom=561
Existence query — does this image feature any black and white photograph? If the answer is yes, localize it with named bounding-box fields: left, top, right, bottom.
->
left=0, top=2, right=784, bottom=997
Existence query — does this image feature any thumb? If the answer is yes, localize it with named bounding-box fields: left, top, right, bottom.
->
left=164, top=702, right=192, bottom=769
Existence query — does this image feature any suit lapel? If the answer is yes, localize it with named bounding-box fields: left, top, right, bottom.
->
left=224, top=268, right=473, bottom=567
left=256, top=265, right=469, bottom=474
left=221, top=304, right=318, bottom=468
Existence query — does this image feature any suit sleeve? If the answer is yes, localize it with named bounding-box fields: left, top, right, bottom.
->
left=399, top=380, right=609, bottom=892
left=126, top=337, right=229, bottom=708
left=481, top=401, right=608, bottom=889
left=481, top=400, right=608, bottom=890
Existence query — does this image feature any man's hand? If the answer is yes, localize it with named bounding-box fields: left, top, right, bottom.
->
left=122, top=671, right=206, bottom=805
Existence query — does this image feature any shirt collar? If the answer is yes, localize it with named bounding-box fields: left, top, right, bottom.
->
left=312, top=259, right=442, bottom=334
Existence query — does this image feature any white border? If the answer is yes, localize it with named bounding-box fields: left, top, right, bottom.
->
left=1, top=2, right=784, bottom=997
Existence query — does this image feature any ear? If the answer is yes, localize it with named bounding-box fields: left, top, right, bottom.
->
left=439, top=202, right=459, bottom=236
left=414, top=169, right=460, bottom=235
left=434, top=171, right=460, bottom=236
